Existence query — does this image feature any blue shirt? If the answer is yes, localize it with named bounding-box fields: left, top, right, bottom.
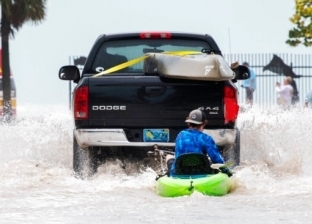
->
left=170, top=129, right=225, bottom=175
left=305, top=90, right=312, bottom=108
left=243, top=68, right=256, bottom=90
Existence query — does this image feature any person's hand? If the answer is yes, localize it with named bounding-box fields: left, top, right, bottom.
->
left=220, top=167, right=233, bottom=177
left=231, top=61, right=239, bottom=69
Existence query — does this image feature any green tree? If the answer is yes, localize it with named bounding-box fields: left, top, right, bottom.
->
left=286, top=0, right=312, bottom=47
left=1, top=0, right=47, bottom=121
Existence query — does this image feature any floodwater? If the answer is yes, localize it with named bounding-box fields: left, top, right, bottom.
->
left=1, top=105, right=312, bottom=224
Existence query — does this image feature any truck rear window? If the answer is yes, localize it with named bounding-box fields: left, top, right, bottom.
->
left=91, top=39, right=212, bottom=74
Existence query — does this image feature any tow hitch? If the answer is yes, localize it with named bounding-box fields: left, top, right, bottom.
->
left=146, top=144, right=174, bottom=178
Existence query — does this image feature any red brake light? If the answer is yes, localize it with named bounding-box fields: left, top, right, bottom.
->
left=224, top=86, right=239, bottom=123
left=74, top=86, right=89, bottom=119
left=140, top=32, right=172, bottom=39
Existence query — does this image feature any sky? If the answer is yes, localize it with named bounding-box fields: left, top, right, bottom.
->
left=7, top=0, right=312, bottom=106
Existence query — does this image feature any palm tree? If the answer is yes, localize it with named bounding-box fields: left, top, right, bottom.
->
left=1, top=0, right=47, bottom=121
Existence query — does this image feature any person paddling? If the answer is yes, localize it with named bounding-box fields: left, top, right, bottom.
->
left=166, top=109, right=232, bottom=176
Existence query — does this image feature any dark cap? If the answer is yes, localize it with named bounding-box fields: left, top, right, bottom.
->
left=185, top=109, right=206, bottom=124
left=242, top=62, right=249, bottom=66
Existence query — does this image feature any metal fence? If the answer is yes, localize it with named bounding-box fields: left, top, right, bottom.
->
left=223, top=53, right=312, bottom=110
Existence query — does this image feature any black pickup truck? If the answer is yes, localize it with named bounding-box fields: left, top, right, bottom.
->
left=59, top=32, right=249, bottom=177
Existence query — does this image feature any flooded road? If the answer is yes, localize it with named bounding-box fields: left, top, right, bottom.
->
left=1, top=105, right=312, bottom=224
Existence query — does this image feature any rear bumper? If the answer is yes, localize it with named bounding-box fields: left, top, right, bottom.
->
left=74, top=128, right=237, bottom=148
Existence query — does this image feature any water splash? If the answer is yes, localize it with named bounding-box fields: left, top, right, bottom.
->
left=1, top=104, right=312, bottom=197
left=234, top=105, right=312, bottom=195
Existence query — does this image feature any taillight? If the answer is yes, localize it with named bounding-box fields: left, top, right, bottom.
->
left=224, top=85, right=239, bottom=123
left=140, top=32, right=172, bottom=39
left=74, top=86, right=88, bottom=119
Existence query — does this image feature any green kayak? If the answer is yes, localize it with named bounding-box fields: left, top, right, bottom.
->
left=156, top=173, right=232, bottom=197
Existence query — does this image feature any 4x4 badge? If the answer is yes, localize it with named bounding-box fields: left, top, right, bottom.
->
left=198, top=106, right=219, bottom=110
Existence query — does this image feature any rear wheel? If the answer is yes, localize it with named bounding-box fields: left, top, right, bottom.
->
left=73, top=135, right=98, bottom=178
left=223, top=128, right=240, bottom=167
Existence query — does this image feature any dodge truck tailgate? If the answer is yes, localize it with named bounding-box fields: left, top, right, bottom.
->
left=88, top=75, right=225, bottom=128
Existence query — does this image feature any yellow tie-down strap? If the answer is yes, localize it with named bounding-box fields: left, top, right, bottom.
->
left=92, top=51, right=202, bottom=77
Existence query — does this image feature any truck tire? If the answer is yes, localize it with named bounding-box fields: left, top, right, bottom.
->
left=73, top=135, right=97, bottom=178
left=223, top=128, right=240, bottom=167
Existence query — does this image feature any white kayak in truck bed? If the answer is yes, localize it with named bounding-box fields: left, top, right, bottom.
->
left=144, top=53, right=235, bottom=81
